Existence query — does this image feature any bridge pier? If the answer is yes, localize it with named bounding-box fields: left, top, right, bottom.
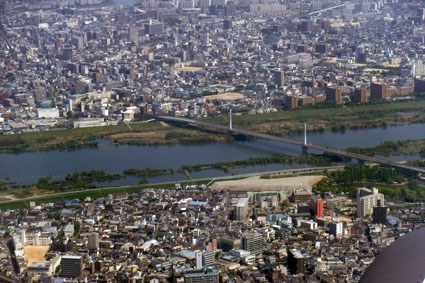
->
left=357, top=159, right=365, bottom=165
left=302, top=146, right=308, bottom=155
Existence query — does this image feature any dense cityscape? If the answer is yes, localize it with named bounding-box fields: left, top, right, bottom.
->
left=1, top=0, right=425, bottom=282
left=2, top=0, right=425, bottom=131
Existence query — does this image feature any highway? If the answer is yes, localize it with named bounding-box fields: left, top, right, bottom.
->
left=156, top=115, right=425, bottom=177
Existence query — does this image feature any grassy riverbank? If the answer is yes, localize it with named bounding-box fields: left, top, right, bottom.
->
left=347, top=139, right=425, bottom=157
left=203, top=99, right=425, bottom=136
left=0, top=122, right=227, bottom=153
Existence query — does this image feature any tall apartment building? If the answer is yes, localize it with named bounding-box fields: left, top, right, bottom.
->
left=414, top=78, right=425, bottom=93
left=234, top=198, right=249, bottom=221
left=61, top=255, right=83, bottom=278
left=310, top=195, right=323, bottom=218
left=284, top=95, right=298, bottom=109
left=195, top=251, right=216, bottom=269
left=329, top=222, right=343, bottom=237
left=144, top=20, right=163, bottom=36
left=352, top=88, right=368, bottom=103
left=325, top=87, right=342, bottom=104
left=373, top=200, right=387, bottom=224
left=288, top=249, right=305, bottom=274
left=88, top=232, right=99, bottom=250
left=274, top=70, right=285, bottom=87
left=202, top=251, right=216, bottom=267
left=242, top=233, right=264, bottom=256
left=357, top=187, right=385, bottom=218
left=370, top=82, right=388, bottom=100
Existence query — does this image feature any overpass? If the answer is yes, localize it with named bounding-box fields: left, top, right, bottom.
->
left=307, top=3, right=348, bottom=16
left=154, top=115, right=425, bottom=178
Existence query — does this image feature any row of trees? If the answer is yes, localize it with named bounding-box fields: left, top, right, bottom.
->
left=330, top=166, right=404, bottom=185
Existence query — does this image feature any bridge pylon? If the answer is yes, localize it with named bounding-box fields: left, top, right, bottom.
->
left=229, top=107, right=233, bottom=130
left=301, top=122, right=308, bottom=155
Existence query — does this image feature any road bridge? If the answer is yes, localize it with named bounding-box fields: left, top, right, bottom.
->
left=154, top=115, right=425, bottom=178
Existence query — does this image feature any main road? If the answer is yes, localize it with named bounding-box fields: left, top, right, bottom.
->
left=155, top=115, right=425, bottom=178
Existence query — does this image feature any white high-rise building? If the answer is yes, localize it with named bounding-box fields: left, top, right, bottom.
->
left=195, top=252, right=203, bottom=269
left=329, top=222, right=343, bottom=237
left=411, top=60, right=425, bottom=77
left=357, top=187, right=384, bottom=218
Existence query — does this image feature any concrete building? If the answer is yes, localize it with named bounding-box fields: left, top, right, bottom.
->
left=202, top=250, right=216, bottom=267
left=242, top=233, right=264, bottom=256
left=61, top=255, right=83, bottom=278
left=357, top=187, right=385, bottom=218
left=234, top=198, right=249, bottom=221
left=288, top=249, right=305, bottom=275
left=373, top=200, right=387, bottom=224
left=145, top=20, right=163, bottom=36
left=353, top=88, right=368, bottom=103
left=37, top=108, right=60, bottom=119
left=88, top=232, right=99, bottom=250
left=274, top=70, right=284, bottom=87
left=329, top=222, right=343, bottom=237
left=325, top=87, right=342, bottom=104
left=370, top=82, right=388, bottom=101
left=310, top=195, right=323, bottom=218
left=298, top=220, right=318, bottom=230
left=72, top=118, right=105, bottom=128
left=284, top=95, right=298, bottom=109
left=184, top=268, right=219, bottom=283
left=219, top=238, right=240, bottom=251
left=414, top=78, right=425, bottom=93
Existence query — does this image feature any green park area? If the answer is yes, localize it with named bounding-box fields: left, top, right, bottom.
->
left=313, top=165, right=424, bottom=203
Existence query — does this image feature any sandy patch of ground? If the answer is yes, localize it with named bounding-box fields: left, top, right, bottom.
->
left=204, top=92, right=245, bottom=101
left=176, top=66, right=203, bottom=72
left=24, top=246, right=49, bottom=266
left=0, top=194, right=16, bottom=201
left=211, top=175, right=324, bottom=192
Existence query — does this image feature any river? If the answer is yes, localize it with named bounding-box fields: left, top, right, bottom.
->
left=1, top=123, right=424, bottom=185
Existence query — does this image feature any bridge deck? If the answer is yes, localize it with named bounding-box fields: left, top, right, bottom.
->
left=157, top=116, right=425, bottom=176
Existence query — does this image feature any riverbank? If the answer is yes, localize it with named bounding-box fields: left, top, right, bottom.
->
left=2, top=99, right=425, bottom=153
left=0, top=122, right=227, bottom=153
left=0, top=166, right=347, bottom=210
left=1, top=163, right=420, bottom=210
left=347, top=139, right=425, bottom=157
left=0, top=152, right=348, bottom=199
left=203, top=98, right=425, bottom=136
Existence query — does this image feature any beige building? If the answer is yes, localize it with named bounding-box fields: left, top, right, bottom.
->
left=233, top=198, right=249, bottom=221
left=88, top=232, right=99, bottom=250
